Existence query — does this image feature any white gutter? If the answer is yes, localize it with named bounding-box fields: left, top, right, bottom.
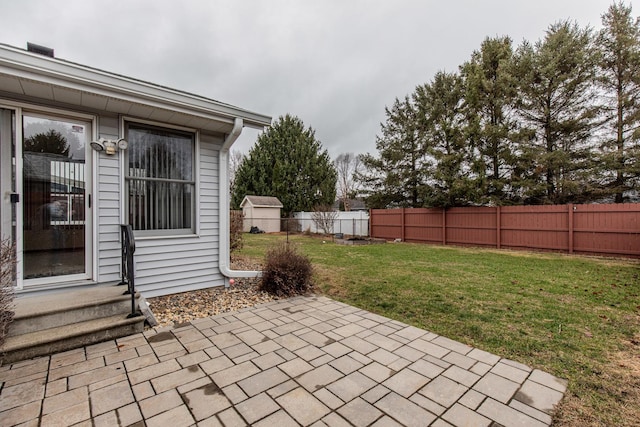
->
left=0, top=44, right=272, bottom=129
left=219, top=117, right=262, bottom=287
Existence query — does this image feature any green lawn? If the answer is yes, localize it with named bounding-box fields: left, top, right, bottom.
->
left=236, top=233, right=640, bottom=426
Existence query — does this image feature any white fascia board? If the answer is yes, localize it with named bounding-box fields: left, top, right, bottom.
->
left=0, top=45, right=272, bottom=128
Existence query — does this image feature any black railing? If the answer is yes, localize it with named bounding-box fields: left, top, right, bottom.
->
left=119, top=224, right=139, bottom=318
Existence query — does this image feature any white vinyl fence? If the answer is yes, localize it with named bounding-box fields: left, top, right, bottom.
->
left=293, top=211, right=369, bottom=236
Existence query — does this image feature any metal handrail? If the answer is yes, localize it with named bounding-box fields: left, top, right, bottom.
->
left=119, top=224, right=139, bottom=318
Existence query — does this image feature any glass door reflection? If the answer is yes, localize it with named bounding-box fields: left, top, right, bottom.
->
left=22, top=115, right=88, bottom=279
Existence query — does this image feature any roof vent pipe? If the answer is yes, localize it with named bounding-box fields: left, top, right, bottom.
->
left=27, top=42, right=54, bottom=57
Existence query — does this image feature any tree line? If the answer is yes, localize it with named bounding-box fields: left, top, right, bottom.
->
left=231, top=3, right=639, bottom=214
left=359, top=2, right=640, bottom=208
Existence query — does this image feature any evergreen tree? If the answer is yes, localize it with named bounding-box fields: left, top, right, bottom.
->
left=461, top=36, right=520, bottom=204
left=231, top=115, right=337, bottom=215
left=515, top=21, right=600, bottom=204
left=23, top=129, right=70, bottom=156
left=359, top=5, right=634, bottom=208
left=597, top=1, right=640, bottom=202
left=414, top=71, right=474, bottom=207
left=359, top=97, right=427, bottom=208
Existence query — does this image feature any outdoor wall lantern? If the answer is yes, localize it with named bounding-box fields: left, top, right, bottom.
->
left=90, top=138, right=128, bottom=155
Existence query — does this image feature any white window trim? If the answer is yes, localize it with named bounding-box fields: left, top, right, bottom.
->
left=120, top=116, right=200, bottom=239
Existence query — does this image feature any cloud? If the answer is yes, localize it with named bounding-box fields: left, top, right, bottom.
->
left=1, top=0, right=609, bottom=158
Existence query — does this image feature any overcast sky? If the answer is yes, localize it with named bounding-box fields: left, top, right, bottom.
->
left=1, top=0, right=615, bottom=158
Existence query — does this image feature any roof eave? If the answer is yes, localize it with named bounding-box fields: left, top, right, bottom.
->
left=0, top=44, right=272, bottom=128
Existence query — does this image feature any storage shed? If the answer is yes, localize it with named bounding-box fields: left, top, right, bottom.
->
left=240, top=196, right=283, bottom=233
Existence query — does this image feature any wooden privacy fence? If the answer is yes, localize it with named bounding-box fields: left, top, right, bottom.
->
left=370, top=203, right=640, bottom=258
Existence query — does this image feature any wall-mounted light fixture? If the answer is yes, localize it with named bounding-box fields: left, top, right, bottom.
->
left=90, top=138, right=128, bottom=155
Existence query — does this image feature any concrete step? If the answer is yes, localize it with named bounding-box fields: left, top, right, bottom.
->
left=1, top=314, right=145, bottom=364
left=0, top=284, right=146, bottom=365
left=8, top=285, right=137, bottom=337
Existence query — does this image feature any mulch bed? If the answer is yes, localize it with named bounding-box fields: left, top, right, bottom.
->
left=146, top=257, right=278, bottom=328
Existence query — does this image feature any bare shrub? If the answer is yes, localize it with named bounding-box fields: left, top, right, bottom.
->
left=259, top=243, right=314, bottom=297
left=281, top=216, right=301, bottom=233
left=311, top=204, right=338, bottom=234
left=1, top=238, right=16, bottom=348
left=230, top=210, right=243, bottom=252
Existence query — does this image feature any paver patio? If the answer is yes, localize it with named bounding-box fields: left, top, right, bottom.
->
left=0, top=296, right=567, bottom=426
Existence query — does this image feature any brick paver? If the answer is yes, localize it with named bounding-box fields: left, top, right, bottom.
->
left=41, top=400, right=90, bottom=426
left=376, top=392, right=437, bottom=427
left=0, top=296, right=567, bottom=426
left=276, top=386, right=331, bottom=425
left=237, top=366, right=289, bottom=396
left=42, top=386, right=88, bottom=415
left=478, top=398, right=547, bottom=427
left=338, top=397, right=383, bottom=426
left=473, top=372, right=521, bottom=403
left=89, top=380, right=135, bottom=416
left=382, top=368, right=430, bottom=397
left=514, top=379, right=566, bottom=414
left=235, top=392, right=280, bottom=424
left=442, top=403, right=491, bottom=427
left=326, top=371, right=376, bottom=402
left=139, top=388, right=183, bottom=418
left=183, top=383, right=233, bottom=421
left=419, top=376, right=468, bottom=408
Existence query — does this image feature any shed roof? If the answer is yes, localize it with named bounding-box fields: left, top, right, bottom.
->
left=241, top=196, right=283, bottom=208
left=0, top=43, right=272, bottom=134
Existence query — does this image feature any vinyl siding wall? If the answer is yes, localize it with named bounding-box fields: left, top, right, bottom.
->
left=96, top=114, right=122, bottom=281
left=96, top=119, right=224, bottom=297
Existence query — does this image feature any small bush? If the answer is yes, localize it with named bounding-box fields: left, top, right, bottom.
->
left=311, top=204, right=338, bottom=235
left=230, top=210, right=244, bottom=252
left=259, top=243, right=314, bottom=297
left=1, top=238, right=16, bottom=348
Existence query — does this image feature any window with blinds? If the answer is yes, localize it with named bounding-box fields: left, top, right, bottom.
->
left=125, top=123, right=195, bottom=235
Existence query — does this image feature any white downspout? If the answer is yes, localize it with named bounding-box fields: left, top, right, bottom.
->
left=219, top=117, right=261, bottom=287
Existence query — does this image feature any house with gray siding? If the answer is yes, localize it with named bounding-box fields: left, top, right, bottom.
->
left=0, top=43, right=271, bottom=298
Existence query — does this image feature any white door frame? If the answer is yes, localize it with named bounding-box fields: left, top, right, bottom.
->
left=1, top=101, right=97, bottom=290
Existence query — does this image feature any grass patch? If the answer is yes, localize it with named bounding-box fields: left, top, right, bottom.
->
left=238, top=233, right=640, bottom=426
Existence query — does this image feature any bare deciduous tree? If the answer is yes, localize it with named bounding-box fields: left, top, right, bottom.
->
left=230, top=210, right=244, bottom=252
left=311, top=204, right=338, bottom=234
left=334, top=153, right=361, bottom=211
left=229, top=149, right=245, bottom=196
